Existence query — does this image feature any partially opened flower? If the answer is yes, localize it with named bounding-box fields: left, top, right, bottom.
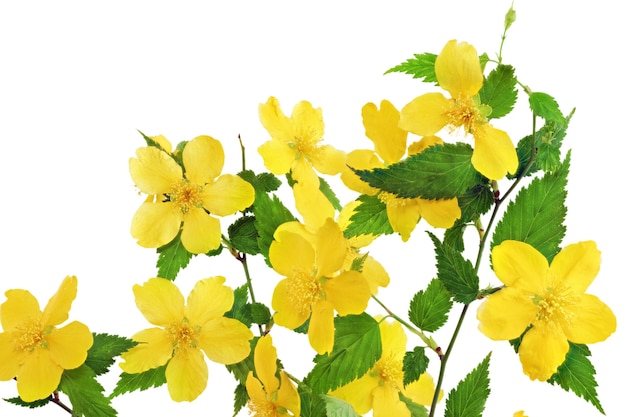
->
left=129, top=135, right=255, bottom=254
left=477, top=240, right=616, bottom=381
left=246, top=335, right=300, bottom=417
left=399, top=40, right=518, bottom=180
left=120, top=277, right=253, bottom=402
left=0, top=276, right=93, bottom=402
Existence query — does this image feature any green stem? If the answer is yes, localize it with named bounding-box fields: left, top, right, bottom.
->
left=238, top=134, right=246, bottom=171
left=50, top=392, right=75, bottom=415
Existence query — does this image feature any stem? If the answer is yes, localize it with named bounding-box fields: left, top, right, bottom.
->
left=51, top=392, right=75, bottom=415
left=238, top=134, right=246, bottom=171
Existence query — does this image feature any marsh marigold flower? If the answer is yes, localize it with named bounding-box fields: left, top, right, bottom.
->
left=246, top=335, right=300, bottom=417
left=119, top=277, right=253, bottom=402
left=129, top=135, right=255, bottom=254
left=399, top=40, right=518, bottom=180
left=477, top=240, right=616, bottom=381
left=341, top=100, right=461, bottom=241
left=0, top=276, right=93, bottom=402
left=270, top=219, right=371, bottom=354
left=330, top=318, right=438, bottom=417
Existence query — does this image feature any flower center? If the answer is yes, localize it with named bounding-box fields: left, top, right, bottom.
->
left=373, top=354, right=403, bottom=388
left=248, top=397, right=278, bottom=417
left=169, top=179, right=204, bottom=214
left=13, top=320, right=50, bottom=352
left=289, top=130, right=321, bottom=162
left=167, top=318, right=199, bottom=352
left=377, top=191, right=408, bottom=208
left=287, top=270, right=321, bottom=316
left=445, top=95, right=485, bottom=135
left=533, top=285, right=579, bottom=329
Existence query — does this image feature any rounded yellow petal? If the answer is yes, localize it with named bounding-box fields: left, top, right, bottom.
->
left=16, top=349, right=63, bottom=402
left=315, top=219, right=347, bottom=277
left=386, top=198, right=421, bottom=242
left=202, top=174, right=255, bottom=216
left=186, top=276, right=233, bottom=326
left=133, top=278, right=184, bottom=326
left=362, top=100, right=408, bottom=164
left=41, top=276, right=77, bottom=327
left=361, top=256, right=390, bottom=294
left=294, top=182, right=335, bottom=232
left=518, top=324, right=569, bottom=381
left=399, top=92, right=451, bottom=136
left=291, top=99, right=324, bottom=146
left=130, top=146, right=182, bottom=195
left=341, top=149, right=383, bottom=195
left=477, top=287, right=536, bottom=340
left=435, top=40, right=483, bottom=98
left=182, top=135, right=224, bottom=184
left=272, top=278, right=311, bottom=329
left=166, top=347, right=208, bottom=402
left=312, top=145, right=346, bottom=176
left=276, top=371, right=301, bottom=416
left=417, top=198, right=461, bottom=229
left=258, top=138, right=296, bottom=175
left=131, top=202, right=182, bottom=249
left=254, top=335, right=279, bottom=395
left=197, top=317, right=252, bottom=365
left=1, top=289, right=41, bottom=331
left=407, top=135, right=444, bottom=156
left=308, top=299, right=335, bottom=354
left=47, top=321, right=93, bottom=369
left=330, top=373, right=378, bottom=414
left=180, top=207, right=221, bottom=254
left=259, top=96, right=294, bottom=144
left=269, top=229, right=316, bottom=277
left=404, top=372, right=437, bottom=406
left=379, top=318, right=407, bottom=356
left=549, top=241, right=600, bottom=293
left=120, top=327, right=172, bottom=373
left=471, top=124, right=518, bottom=180
left=245, top=372, right=266, bottom=405
left=372, top=383, right=410, bottom=417
left=149, top=134, right=173, bottom=153
left=563, top=294, right=616, bottom=344
left=324, top=271, right=370, bottom=316
left=492, top=240, right=549, bottom=291
left=0, top=332, right=22, bottom=380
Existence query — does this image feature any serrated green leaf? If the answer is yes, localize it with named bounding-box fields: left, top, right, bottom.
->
left=226, top=337, right=257, bottom=383
left=110, top=365, right=167, bottom=398
left=251, top=191, right=297, bottom=267
left=156, top=232, right=194, bottom=280
left=228, top=215, right=261, bottom=255
left=300, top=391, right=329, bottom=417
left=408, top=279, right=453, bottom=332
left=250, top=302, right=271, bottom=325
left=238, top=170, right=282, bottom=194
left=306, top=313, right=382, bottom=393
left=225, top=284, right=252, bottom=327
left=399, top=391, right=429, bottom=417
left=321, top=394, right=360, bottom=417
left=354, top=143, right=482, bottom=200
left=457, top=182, right=494, bottom=222
left=444, top=353, right=491, bottom=417
left=232, top=383, right=249, bottom=417
left=429, top=233, right=479, bottom=304
left=344, top=194, right=393, bottom=239
left=403, top=347, right=430, bottom=386
left=492, top=152, right=569, bottom=262
left=443, top=221, right=467, bottom=253
left=548, top=343, right=604, bottom=414
left=137, top=129, right=167, bottom=152
left=384, top=52, right=438, bottom=83
left=479, top=64, right=517, bottom=119
left=529, top=92, right=565, bottom=123
left=85, top=333, right=137, bottom=376
left=59, top=364, right=117, bottom=417
left=319, top=176, right=342, bottom=211
left=3, top=396, right=50, bottom=408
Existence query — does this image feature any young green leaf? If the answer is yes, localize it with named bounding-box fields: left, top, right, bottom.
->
left=443, top=221, right=467, bottom=253
left=156, top=232, right=194, bottom=281
left=109, top=365, right=167, bottom=398
left=224, top=284, right=252, bottom=327
left=319, top=176, right=343, bottom=211
left=529, top=91, right=565, bottom=124
left=59, top=364, right=117, bottom=417
left=228, top=215, right=260, bottom=255
left=251, top=191, right=297, bottom=267
left=250, top=302, right=272, bottom=325
left=444, top=353, right=491, bottom=417
left=403, top=346, right=430, bottom=387
left=479, top=64, right=517, bottom=119
left=85, top=333, right=137, bottom=376
left=408, top=279, right=453, bottom=332
left=321, top=394, right=360, bottom=417
left=429, top=233, right=479, bottom=304
left=343, top=194, right=393, bottom=239
left=238, top=170, right=281, bottom=194
left=232, top=383, right=249, bottom=417
left=384, top=52, right=438, bottom=83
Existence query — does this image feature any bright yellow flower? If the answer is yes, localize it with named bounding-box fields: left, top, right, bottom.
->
left=514, top=411, right=528, bottom=417
left=246, top=335, right=300, bottom=417
left=0, top=276, right=93, bottom=402
left=477, top=240, right=616, bottom=381
left=270, top=219, right=371, bottom=354
left=399, top=40, right=518, bottom=180
left=341, top=100, right=461, bottom=241
left=330, top=318, right=438, bottom=417
left=120, top=277, right=253, bottom=402
left=129, top=135, right=255, bottom=254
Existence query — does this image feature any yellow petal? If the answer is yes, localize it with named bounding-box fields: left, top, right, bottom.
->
left=330, top=373, right=377, bottom=414
left=16, top=349, right=63, bottom=402
left=291, top=99, right=325, bottom=147
left=435, top=40, right=483, bottom=98
left=361, top=256, right=390, bottom=294
left=471, top=124, right=518, bottom=180
left=315, top=219, right=347, bottom=277
left=133, top=278, right=184, bottom=326
left=0, top=332, right=22, bottom=380
left=563, top=294, right=616, bottom=344
left=362, top=100, right=408, bottom=164
left=259, top=96, right=294, bottom=144
left=477, top=287, right=536, bottom=340
left=407, top=135, right=444, bottom=156
left=254, top=335, right=279, bottom=395
left=41, top=276, right=77, bottom=327
left=417, top=198, right=461, bottom=229
left=47, top=321, right=93, bottom=369
left=386, top=199, right=421, bottom=242
left=399, top=92, right=451, bottom=136
left=166, top=348, right=208, bottom=402
left=148, top=134, right=173, bottom=153
left=186, top=277, right=232, bottom=326
left=372, top=384, right=410, bottom=417
left=549, top=241, right=600, bottom=293
left=341, top=150, right=383, bottom=195
left=182, top=135, right=224, bottom=184
left=119, top=328, right=172, bottom=373
left=245, top=372, right=266, bottom=404
left=312, top=145, right=346, bottom=176
left=308, top=299, right=335, bottom=354
left=269, top=228, right=316, bottom=277
left=294, top=182, right=335, bottom=231
left=272, top=278, right=311, bottom=329
left=378, top=319, right=407, bottom=356
left=404, top=372, right=437, bottom=406
left=324, top=271, right=370, bottom=316
left=1, top=289, right=41, bottom=331
left=130, top=146, right=182, bottom=195
left=202, top=174, right=255, bottom=216
left=258, top=138, right=296, bottom=175
left=492, top=240, right=549, bottom=291
left=131, top=202, right=182, bottom=249
left=197, top=317, right=252, bottom=364
left=291, top=157, right=319, bottom=187
left=180, top=207, right=221, bottom=254
left=518, top=324, right=569, bottom=381
left=277, top=371, right=301, bottom=415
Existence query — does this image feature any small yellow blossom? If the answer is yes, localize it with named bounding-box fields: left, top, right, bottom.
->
left=514, top=411, right=528, bottom=417
left=246, top=335, right=300, bottom=417
left=399, top=40, right=518, bottom=180
left=120, top=277, right=253, bottom=402
left=477, top=240, right=616, bottom=381
left=270, top=219, right=371, bottom=354
left=129, top=135, right=255, bottom=254
left=330, top=318, right=438, bottom=417
left=0, top=276, right=93, bottom=402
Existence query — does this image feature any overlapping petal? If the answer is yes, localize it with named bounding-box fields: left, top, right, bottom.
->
left=202, top=174, right=255, bottom=216
left=435, top=40, right=483, bottom=97
left=166, top=348, right=208, bottom=402
left=197, top=317, right=253, bottom=364
left=47, top=321, right=92, bottom=369
left=16, top=349, right=63, bottom=402
left=472, top=124, right=518, bottom=180
left=131, top=202, right=182, bottom=249
left=133, top=278, right=184, bottom=326
left=180, top=207, right=221, bottom=254
left=119, top=328, right=172, bottom=373
left=183, top=135, right=224, bottom=184
left=41, top=276, right=77, bottom=327
left=130, top=146, right=182, bottom=195
left=518, top=323, right=569, bottom=381
left=362, top=100, right=407, bottom=164
left=186, top=276, right=233, bottom=326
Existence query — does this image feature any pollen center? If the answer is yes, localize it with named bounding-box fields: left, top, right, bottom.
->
left=377, top=191, right=408, bottom=207
left=13, top=320, right=47, bottom=352
left=534, top=285, right=578, bottom=328
left=248, top=397, right=277, bottom=417
left=445, top=95, right=484, bottom=134
left=167, top=318, right=199, bottom=351
left=169, top=179, right=204, bottom=214
left=374, top=354, right=403, bottom=387
left=290, top=129, right=321, bottom=162
left=287, top=270, right=321, bottom=315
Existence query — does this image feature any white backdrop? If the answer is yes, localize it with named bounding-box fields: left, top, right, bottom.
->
left=0, top=1, right=623, bottom=416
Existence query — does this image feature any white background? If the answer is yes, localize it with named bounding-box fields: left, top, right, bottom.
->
left=0, top=1, right=623, bottom=416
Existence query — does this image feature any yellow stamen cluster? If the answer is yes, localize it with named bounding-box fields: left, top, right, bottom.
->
left=377, top=191, right=408, bottom=208
left=533, top=285, right=578, bottom=329
left=248, top=397, right=277, bottom=417
left=167, top=318, right=198, bottom=351
left=290, top=130, right=321, bottom=162
left=445, top=95, right=483, bottom=134
left=169, top=179, right=204, bottom=214
left=287, top=271, right=321, bottom=315
left=13, top=320, right=46, bottom=352
left=374, top=353, right=403, bottom=388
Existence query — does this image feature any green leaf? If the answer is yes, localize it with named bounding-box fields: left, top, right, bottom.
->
left=492, top=152, right=569, bottom=262
left=443, top=221, right=467, bottom=253
left=529, top=92, right=565, bottom=123
left=226, top=337, right=257, bottom=383
left=137, top=129, right=167, bottom=152
left=319, top=176, right=343, bottom=211
left=238, top=170, right=282, bottom=193
left=457, top=182, right=494, bottom=223
left=250, top=302, right=272, bottom=325
left=479, top=64, right=517, bottom=119
left=399, top=391, right=429, bottom=417
left=156, top=232, right=194, bottom=280
left=429, top=233, right=479, bottom=304
left=3, top=396, right=50, bottom=408
left=251, top=191, right=297, bottom=267
left=232, top=383, right=249, bottom=417
left=225, top=284, right=253, bottom=327
left=85, top=333, right=137, bottom=376
left=59, top=364, right=117, bottom=417
left=408, top=279, right=453, bottom=332
left=300, top=391, right=329, bottom=417
left=548, top=343, right=605, bottom=414
left=306, top=313, right=382, bottom=393
left=354, top=143, right=482, bottom=200
left=228, top=215, right=260, bottom=255
left=110, top=365, right=167, bottom=398
left=384, top=52, right=438, bottom=83
left=344, top=194, right=393, bottom=238
left=444, top=353, right=491, bottom=417
left=403, top=346, right=430, bottom=386
left=321, top=394, right=360, bottom=417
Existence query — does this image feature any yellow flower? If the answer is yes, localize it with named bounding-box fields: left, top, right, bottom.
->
left=477, top=240, right=616, bottom=381
left=399, top=40, right=518, bottom=180
left=0, top=276, right=93, bottom=402
left=341, top=100, right=461, bottom=241
left=514, top=411, right=528, bottom=417
left=330, top=318, right=438, bottom=417
left=129, top=135, right=255, bottom=254
left=119, top=277, right=253, bottom=402
left=270, top=219, right=371, bottom=354
left=246, top=335, right=300, bottom=417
